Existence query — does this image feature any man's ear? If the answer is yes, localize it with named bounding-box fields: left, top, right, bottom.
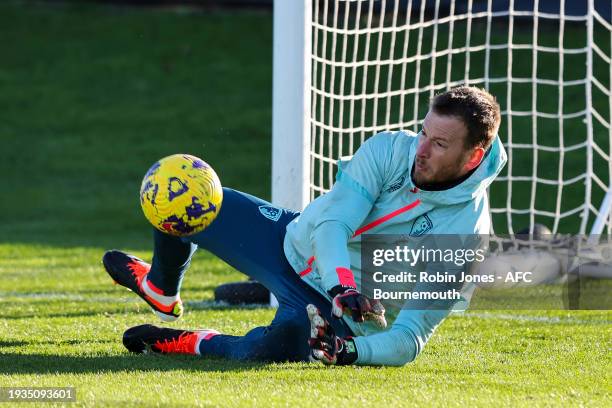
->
left=464, top=147, right=485, bottom=172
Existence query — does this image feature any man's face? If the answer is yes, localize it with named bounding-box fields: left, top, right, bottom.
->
left=413, top=110, right=473, bottom=186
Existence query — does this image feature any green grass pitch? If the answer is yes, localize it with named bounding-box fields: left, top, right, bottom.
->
left=0, top=1, right=610, bottom=406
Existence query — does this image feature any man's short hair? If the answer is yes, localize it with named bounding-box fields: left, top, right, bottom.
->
left=430, top=86, right=501, bottom=150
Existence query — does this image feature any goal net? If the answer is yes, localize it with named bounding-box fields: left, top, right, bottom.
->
left=273, top=0, right=611, bottom=237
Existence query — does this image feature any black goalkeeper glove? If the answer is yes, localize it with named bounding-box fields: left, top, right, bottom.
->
left=328, top=285, right=387, bottom=328
left=306, top=304, right=357, bottom=365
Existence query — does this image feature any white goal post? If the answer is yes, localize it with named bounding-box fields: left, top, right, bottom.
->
left=272, top=0, right=612, bottom=237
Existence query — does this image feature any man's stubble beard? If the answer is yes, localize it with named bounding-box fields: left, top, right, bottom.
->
left=413, top=159, right=467, bottom=186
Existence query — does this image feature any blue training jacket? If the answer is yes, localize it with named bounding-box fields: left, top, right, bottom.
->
left=283, top=130, right=507, bottom=366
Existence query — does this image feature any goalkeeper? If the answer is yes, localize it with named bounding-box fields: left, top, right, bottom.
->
left=103, top=86, right=505, bottom=366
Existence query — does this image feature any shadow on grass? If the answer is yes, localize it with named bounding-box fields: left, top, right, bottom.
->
left=0, top=353, right=314, bottom=374
left=1, top=308, right=143, bottom=320
left=2, top=299, right=272, bottom=320
left=0, top=340, right=29, bottom=347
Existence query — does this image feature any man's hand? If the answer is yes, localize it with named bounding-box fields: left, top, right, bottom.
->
left=329, top=286, right=387, bottom=328
left=306, top=304, right=357, bottom=365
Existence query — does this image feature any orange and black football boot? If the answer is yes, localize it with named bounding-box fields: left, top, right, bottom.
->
left=102, top=250, right=183, bottom=321
left=123, top=324, right=219, bottom=355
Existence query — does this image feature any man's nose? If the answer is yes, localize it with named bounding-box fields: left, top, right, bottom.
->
left=417, top=138, right=430, bottom=157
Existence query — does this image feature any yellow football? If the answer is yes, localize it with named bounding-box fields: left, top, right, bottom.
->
left=140, top=154, right=223, bottom=236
